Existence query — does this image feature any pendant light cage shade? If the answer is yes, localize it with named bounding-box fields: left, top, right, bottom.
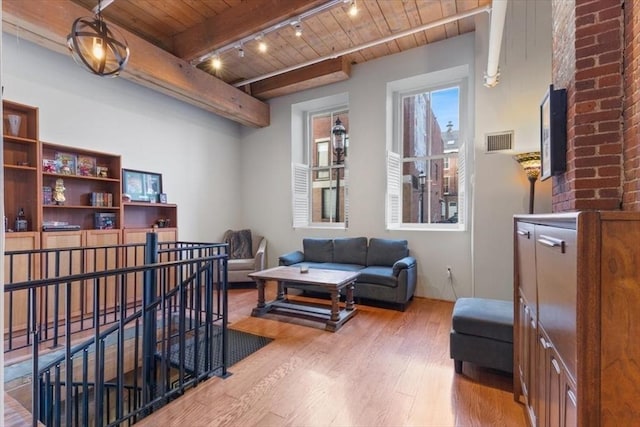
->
left=67, top=16, right=130, bottom=77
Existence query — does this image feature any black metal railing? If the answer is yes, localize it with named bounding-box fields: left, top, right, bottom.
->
left=4, top=234, right=229, bottom=426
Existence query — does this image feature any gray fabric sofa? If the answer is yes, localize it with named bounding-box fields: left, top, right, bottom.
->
left=278, top=237, right=417, bottom=311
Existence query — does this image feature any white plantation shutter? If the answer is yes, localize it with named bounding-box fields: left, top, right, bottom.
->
left=342, top=161, right=349, bottom=228
left=292, top=163, right=309, bottom=228
left=457, top=144, right=466, bottom=227
left=386, top=151, right=401, bottom=229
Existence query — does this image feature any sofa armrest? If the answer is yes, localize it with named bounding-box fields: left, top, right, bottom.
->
left=254, top=237, right=267, bottom=271
left=279, top=251, right=304, bottom=266
left=393, top=256, right=416, bottom=276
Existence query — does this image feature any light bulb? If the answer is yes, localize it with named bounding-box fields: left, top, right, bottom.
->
left=92, top=37, right=105, bottom=59
left=349, top=0, right=358, bottom=17
left=211, top=56, right=222, bottom=69
left=238, top=47, right=245, bottom=58
left=258, top=40, right=267, bottom=53
left=295, top=24, right=303, bottom=37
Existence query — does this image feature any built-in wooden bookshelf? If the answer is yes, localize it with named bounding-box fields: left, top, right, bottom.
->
left=3, top=100, right=40, bottom=233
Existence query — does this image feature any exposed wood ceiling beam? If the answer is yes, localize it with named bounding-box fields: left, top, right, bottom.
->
left=172, top=0, right=328, bottom=64
left=249, top=57, right=351, bottom=100
left=1, top=0, right=270, bottom=128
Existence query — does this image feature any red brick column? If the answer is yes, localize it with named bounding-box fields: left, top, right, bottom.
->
left=551, top=0, right=624, bottom=211
left=623, top=1, right=640, bottom=210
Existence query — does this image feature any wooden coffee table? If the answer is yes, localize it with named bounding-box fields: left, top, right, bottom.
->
left=249, top=266, right=359, bottom=332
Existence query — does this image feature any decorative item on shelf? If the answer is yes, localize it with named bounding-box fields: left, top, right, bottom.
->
left=122, top=169, right=163, bottom=202
left=43, top=186, right=53, bottom=205
left=15, top=208, right=27, bottom=232
left=514, top=151, right=541, bottom=214
left=66, top=0, right=130, bottom=77
left=55, top=152, right=77, bottom=175
left=122, top=193, right=132, bottom=202
left=6, top=114, right=21, bottom=136
left=97, top=166, right=109, bottom=178
left=16, top=161, right=29, bottom=167
left=77, top=155, right=97, bottom=176
left=155, top=218, right=171, bottom=228
left=94, top=212, right=116, bottom=229
left=53, top=178, right=66, bottom=205
left=159, top=193, right=168, bottom=203
left=43, top=159, right=57, bottom=173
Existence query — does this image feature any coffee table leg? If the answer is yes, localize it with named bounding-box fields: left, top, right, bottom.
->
left=255, top=279, right=266, bottom=308
left=277, top=280, right=285, bottom=300
left=330, top=290, right=340, bottom=322
left=346, top=281, right=355, bottom=311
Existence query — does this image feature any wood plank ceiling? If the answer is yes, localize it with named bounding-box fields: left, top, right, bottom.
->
left=3, top=0, right=492, bottom=126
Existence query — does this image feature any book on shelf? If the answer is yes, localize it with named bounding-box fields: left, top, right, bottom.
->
left=43, top=186, right=53, bottom=205
left=90, top=192, right=113, bottom=207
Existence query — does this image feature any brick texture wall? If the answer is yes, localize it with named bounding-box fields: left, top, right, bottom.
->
left=551, top=0, right=625, bottom=211
left=624, top=0, right=640, bottom=210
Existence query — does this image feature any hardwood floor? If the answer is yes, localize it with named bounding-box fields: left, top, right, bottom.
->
left=137, top=287, right=527, bottom=427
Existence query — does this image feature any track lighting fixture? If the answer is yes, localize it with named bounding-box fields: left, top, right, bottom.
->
left=211, top=55, right=222, bottom=69
left=237, top=44, right=245, bottom=58
left=292, top=21, right=303, bottom=37
left=258, top=37, right=268, bottom=53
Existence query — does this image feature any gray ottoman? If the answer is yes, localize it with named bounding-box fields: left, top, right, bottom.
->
left=449, top=297, right=514, bottom=374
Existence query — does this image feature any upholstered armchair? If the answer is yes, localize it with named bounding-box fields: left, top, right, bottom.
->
left=223, top=229, right=267, bottom=284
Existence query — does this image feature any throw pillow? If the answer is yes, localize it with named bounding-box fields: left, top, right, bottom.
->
left=223, top=229, right=253, bottom=259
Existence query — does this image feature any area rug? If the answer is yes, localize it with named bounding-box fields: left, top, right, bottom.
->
left=167, top=325, right=273, bottom=375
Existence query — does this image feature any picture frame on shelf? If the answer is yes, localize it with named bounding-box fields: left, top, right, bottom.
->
left=42, top=159, right=56, bottom=173
left=122, top=169, right=163, bottom=202
left=159, top=193, right=168, bottom=203
left=77, top=155, right=97, bottom=176
left=96, top=166, right=109, bottom=178
left=540, top=84, right=567, bottom=181
left=55, top=152, right=77, bottom=175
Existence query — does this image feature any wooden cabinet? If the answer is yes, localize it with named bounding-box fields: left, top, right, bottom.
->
left=3, top=100, right=40, bottom=233
left=514, top=212, right=640, bottom=427
left=41, top=142, right=121, bottom=231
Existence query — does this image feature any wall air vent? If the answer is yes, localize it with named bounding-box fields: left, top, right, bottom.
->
left=485, top=131, right=514, bottom=152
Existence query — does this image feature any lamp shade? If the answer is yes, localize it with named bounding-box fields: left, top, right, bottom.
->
left=514, top=151, right=541, bottom=180
left=67, top=15, right=130, bottom=77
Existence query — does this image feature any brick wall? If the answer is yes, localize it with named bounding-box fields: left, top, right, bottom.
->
left=551, top=0, right=625, bottom=211
left=623, top=0, right=640, bottom=210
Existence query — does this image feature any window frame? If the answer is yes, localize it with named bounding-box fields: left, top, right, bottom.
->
left=386, top=66, right=470, bottom=231
left=291, top=94, right=349, bottom=229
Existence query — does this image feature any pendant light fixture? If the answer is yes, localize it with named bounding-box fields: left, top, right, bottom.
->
left=67, top=0, right=130, bottom=77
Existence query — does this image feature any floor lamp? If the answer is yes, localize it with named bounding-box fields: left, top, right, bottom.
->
left=514, top=151, right=541, bottom=214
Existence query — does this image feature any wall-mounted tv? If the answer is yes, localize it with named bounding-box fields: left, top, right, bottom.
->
left=540, top=84, right=567, bottom=181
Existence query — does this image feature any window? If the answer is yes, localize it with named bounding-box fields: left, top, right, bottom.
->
left=291, top=94, right=349, bottom=228
left=386, top=67, right=468, bottom=230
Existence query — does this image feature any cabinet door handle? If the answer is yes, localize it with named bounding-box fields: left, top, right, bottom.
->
left=517, top=229, right=531, bottom=239
left=537, top=235, right=566, bottom=253
left=539, top=337, right=552, bottom=349
left=551, top=358, right=561, bottom=374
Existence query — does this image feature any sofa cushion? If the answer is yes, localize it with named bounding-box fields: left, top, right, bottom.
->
left=358, top=266, right=398, bottom=288
left=228, top=258, right=254, bottom=271
left=333, top=237, right=368, bottom=265
left=366, top=238, right=408, bottom=267
left=303, top=238, right=334, bottom=262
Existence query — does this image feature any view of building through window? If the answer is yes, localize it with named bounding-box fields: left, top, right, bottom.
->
left=401, top=86, right=460, bottom=224
left=309, top=110, right=349, bottom=223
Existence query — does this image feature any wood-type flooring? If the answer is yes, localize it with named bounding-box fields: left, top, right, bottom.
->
left=135, top=286, right=527, bottom=426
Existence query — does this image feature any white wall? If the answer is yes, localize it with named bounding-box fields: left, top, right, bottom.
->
left=242, top=0, right=553, bottom=301
left=473, top=0, right=553, bottom=300
left=2, top=0, right=553, bottom=301
left=1, top=32, right=244, bottom=242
